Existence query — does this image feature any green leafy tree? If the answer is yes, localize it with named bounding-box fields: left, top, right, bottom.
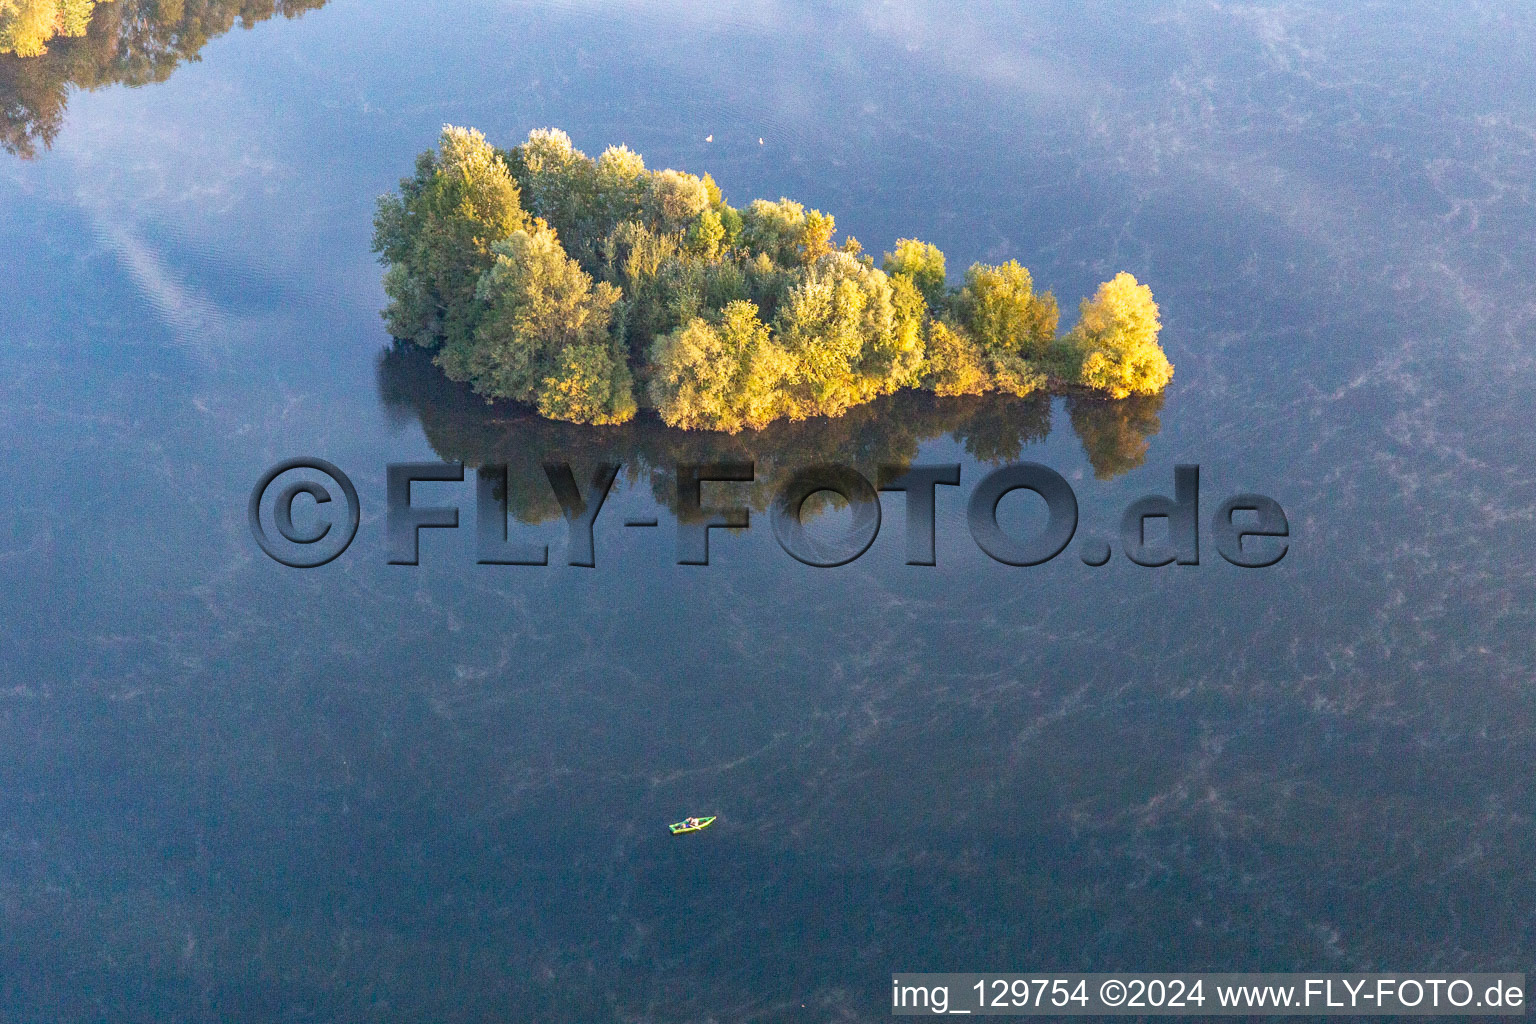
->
left=658, top=254, right=749, bottom=329
left=738, top=197, right=803, bottom=265
left=683, top=206, right=725, bottom=259
left=593, top=143, right=648, bottom=231
left=645, top=168, right=711, bottom=234
left=535, top=342, right=638, bottom=425
left=773, top=252, right=905, bottom=418
left=599, top=220, right=678, bottom=356
left=435, top=224, right=635, bottom=424
left=985, top=351, right=1047, bottom=398
left=717, top=204, right=743, bottom=247
left=1065, top=272, right=1172, bottom=399
left=887, top=273, right=928, bottom=386
left=882, top=238, right=947, bottom=308
left=372, top=124, right=528, bottom=348
left=602, top=220, right=676, bottom=289
left=741, top=251, right=791, bottom=321
left=919, top=320, right=988, bottom=397
left=649, top=301, right=790, bottom=432
left=511, top=127, right=605, bottom=267
left=801, top=209, right=835, bottom=264
left=516, top=129, right=593, bottom=216
left=739, top=198, right=836, bottom=267
left=955, top=260, right=1059, bottom=360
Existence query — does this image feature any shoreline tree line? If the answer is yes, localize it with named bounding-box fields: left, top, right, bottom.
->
left=372, top=126, right=1174, bottom=432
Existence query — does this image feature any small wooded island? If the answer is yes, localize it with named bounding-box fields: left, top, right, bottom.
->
left=373, top=126, right=1173, bottom=431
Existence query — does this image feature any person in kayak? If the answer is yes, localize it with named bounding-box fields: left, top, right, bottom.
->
left=684, top=817, right=700, bottom=829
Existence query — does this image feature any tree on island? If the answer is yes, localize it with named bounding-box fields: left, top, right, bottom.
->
left=1067, top=272, right=1173, bottom=399
left=373, top=125, right=1175, bottom=430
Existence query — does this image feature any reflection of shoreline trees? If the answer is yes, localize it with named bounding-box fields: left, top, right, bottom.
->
left=1, top=0, right=327, bottom=157
left=1, top=0, right=112, bottom=58
left=378, top=343, right=1162, bottom=525
left=1066, top=393, right=1166, bottom=480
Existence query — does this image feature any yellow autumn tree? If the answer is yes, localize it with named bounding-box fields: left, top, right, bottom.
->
left=649, top=300, right=792, bottom=432
left=0, top=0, right=108, bottom=57
left=1066, top=272, right=1173, bottom=399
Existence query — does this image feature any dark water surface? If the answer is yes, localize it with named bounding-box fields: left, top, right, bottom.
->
left=3, top=1, right=1535, bottom=1020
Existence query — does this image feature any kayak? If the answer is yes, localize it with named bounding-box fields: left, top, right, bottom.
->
left=669, top=816, right=716, bottom=835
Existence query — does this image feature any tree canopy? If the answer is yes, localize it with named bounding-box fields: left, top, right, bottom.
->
left=373, top=126, right=1174, bottom=430
left=372, top=125, right=529, bottom=349
left=1066, top=272, right=1173, bottom=399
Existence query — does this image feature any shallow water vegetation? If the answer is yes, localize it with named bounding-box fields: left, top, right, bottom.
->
left=373, top=125, right=1174, bottom=429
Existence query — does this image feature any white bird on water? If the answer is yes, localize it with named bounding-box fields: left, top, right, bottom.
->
left=758, top=137, right=764, bottom=145
left=705, top=134, right=713, bottom=142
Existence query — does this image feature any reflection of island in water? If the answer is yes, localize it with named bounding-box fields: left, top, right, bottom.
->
left=378, top=343, right=1164, bottom=526
left=0, top=0, right=327, bottom=157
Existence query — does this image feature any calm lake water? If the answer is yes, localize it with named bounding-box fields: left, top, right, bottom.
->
left=3, top=1, right=1535, bottom=1020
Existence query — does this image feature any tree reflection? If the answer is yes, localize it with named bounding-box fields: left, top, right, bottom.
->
left=379, top=343, right=1162, bottom=526
left=1065, top=392, right=1165, bottom=480
left=1, top=0, right=327, bottom=157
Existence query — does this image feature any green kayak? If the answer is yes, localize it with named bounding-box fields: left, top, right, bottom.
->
left=669, top=816, right=716, bottom=834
